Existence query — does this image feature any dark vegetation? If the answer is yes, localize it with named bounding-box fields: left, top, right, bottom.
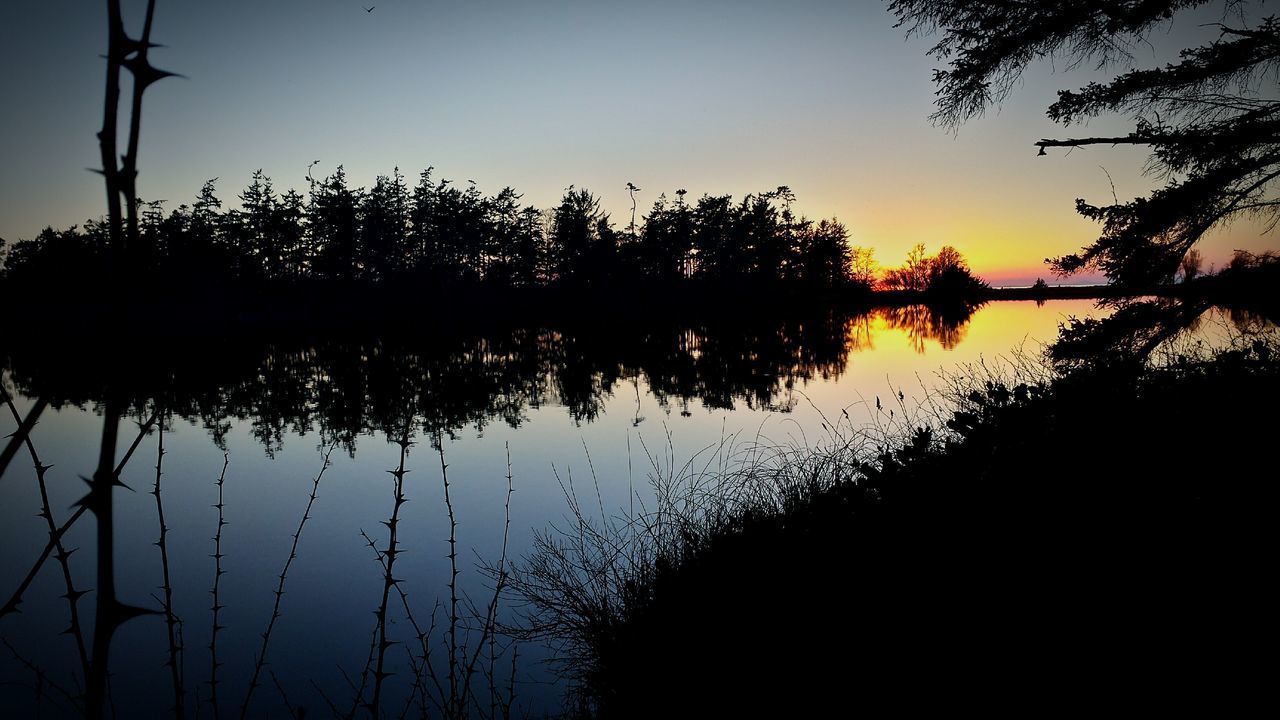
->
left=890, top=0, right=1279, bottom=287
left=513, top=333, right=1279, bottom=717
left=2, top=0, right=1276, bottom=717
left=0, top=170, right=992, bottom=315
left=506, top=2, right=1280, bottom=715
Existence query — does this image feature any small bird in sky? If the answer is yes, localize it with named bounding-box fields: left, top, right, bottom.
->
left=363, top=5, right=375, bottom=12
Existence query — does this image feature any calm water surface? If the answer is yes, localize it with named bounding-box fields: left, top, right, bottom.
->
left=0, top=300, right=1107, bottom=716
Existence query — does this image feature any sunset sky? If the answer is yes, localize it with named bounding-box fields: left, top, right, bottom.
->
left=2, top=0, right=1274, bottom=285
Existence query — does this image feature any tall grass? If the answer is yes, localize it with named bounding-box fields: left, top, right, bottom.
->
left=150, top=411, right=184, bottom=719
left=2, top=392, right=89, bottom=683
left=206, top=452, right=230, bottom=720
left=512, top=330, right=1279, bottom=716
left=239, top=442, right=337, bottom=718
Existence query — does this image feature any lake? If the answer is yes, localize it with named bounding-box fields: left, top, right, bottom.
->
left=1, top=299, right=1121, bottom=717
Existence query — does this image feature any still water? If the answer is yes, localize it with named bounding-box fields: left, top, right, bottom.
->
left=0, top=300, right=1104, bottom=717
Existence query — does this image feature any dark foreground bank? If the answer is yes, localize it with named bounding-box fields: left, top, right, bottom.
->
left=515, top=339, right=1278, bottom=717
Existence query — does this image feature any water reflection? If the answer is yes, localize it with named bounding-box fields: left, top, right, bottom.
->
left=0, top=302, right=984, bottom=717
left=4, top=297, right=1271, bottom=718
left=878, top=303, right=972, bottom=352
left=2, top=304, right=981, bottom=454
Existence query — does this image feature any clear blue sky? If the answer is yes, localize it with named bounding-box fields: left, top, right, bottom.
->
left=1, top=0, right=1273, bottom=284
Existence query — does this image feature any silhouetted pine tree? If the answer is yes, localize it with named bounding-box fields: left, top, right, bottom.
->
left=797, top=218, right=852, bottom=287
left=309, top=166, right=361, bottom=282
left=361, top=169, right=410, bottom=281
left=690, top=194, right=736, bottom=281
left=228, top=170, right=278, bottom=280
left=637, top=189, right=694, bottom=281
left=549, top=187, right=608, bottom=284
left=275, top=189, right=307, bottom=280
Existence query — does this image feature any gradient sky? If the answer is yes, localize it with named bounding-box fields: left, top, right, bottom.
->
left=2, top=0, right=1275, bottom=285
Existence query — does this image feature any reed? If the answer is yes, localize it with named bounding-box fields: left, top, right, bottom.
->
left=343, top=437, right=520, bottom=720
left=2, top=637, right=81, bottom=715
left=436, top=440, right=461, bottom=716
left=238, top=442, right=337, bottom=719
left=206, top=452, right=230, bottom=720
left=1, top=393, right=88, bottom=683
left=0, top=393, right=47, bottom=483
left=149, top=410, right=184, bottom=719
left=0, top=506, right=90, bottom=621
left=84, top=405, right=162, bottom=719
left=368, top=429, right=412, bottom=718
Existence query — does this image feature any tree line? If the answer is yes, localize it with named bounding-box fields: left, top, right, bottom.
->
left=0, top=167, right=984, bottom=295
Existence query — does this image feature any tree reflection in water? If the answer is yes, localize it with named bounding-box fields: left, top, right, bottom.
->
left=2, top=305, right=980, bottom=454
left=0, top=303, right=981, bottom=717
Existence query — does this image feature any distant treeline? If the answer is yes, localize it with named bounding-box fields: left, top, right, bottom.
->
left=0, top=167, right=985, bottom=294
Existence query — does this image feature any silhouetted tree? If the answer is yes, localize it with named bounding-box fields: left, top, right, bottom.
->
left=883, top=243, right=985, bottom=294
left=1, top=162, right=971, bottom=296
left=796, top=218, right=853, bottom=286
left=1, top=226, right=102, bottom=285
left=309, top=166, right=361, bottom=281
left=549, top=187, right=609, bottom=284
left=926, top=244, right=986, bottom=294
left=883, top=243, right=931, bottom=291
left=453, top=180, right=488, bottom=281
left=276, top=188, right=307, bottom=279
left=166, top=178, right=232, bottom=280
left=360, top=169, right=410, bottom=280
left=891, top=0, right=1280, bottom=286
left=408, top=167, right=441, bottom=275
left=636, top=190, right=694, bottom=281
left=226, top=170, right=279, bottom=279
left=690, top=194, right=737, bottom=281
left=732, top=188, right=793, bottom=281
left=486, top=187, right=542, bottom=287
left=408, top=172, right=488, bottom=282
left=849, top=246, right=879, bottom=289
